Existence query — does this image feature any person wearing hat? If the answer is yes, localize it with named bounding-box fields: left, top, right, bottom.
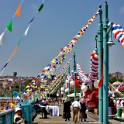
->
left=14, top=108, right=26, bottom=124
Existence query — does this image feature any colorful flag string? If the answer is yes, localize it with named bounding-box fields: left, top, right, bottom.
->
left=38, top=8, right=100, bottom=80
left=49, top=56, right=73, bottom=92
left=0, top=0, right=44, bottom=76
left=76, top=63, right=89, bottom=85
left=0, top=0, right=24, bottom=45
left=22, top=7, right=100, bottom=94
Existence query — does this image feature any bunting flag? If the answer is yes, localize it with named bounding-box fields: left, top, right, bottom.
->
left=38, top=8, right=100, bottom=80
left=7, top=20, right=13, bottom=32
left=24, top=25, right=30, bottom=36
left=22, top=6, right=99, bottom=94
left=0, top=30, right=6, bottom=45
left=37, top=2, right=44, bottom=12
left=76, top=64, right=89, bottom=85
left=0, top=0, right=44, bottom=76
left=49, top=57, right=73, bottom=92
left=0, top=0, right=24, bottom=45
left=15, top=4, right=22, bottom=16
left=88, top=50, right=98, bottom=83
left=112, top=23, right=124, bottom=47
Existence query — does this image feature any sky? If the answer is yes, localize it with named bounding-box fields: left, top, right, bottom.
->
left=0, top=0, right=124, bottom=77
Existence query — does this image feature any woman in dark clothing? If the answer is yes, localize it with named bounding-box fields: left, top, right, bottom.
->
left=63, top=100, right=71, bottom=121
left=79, top=102, right=87, bottom=121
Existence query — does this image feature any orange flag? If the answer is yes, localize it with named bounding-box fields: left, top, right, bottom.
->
left=15, top=4, right=22, bottom=16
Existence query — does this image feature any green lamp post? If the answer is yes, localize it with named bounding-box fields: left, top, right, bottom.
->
left=97, top=5, right=103, bottom=123
left=103, top=2, right=109, bottom=123
left=73, top=53, right=77, bottom=101
left=103, top=2, right=114, bottom=123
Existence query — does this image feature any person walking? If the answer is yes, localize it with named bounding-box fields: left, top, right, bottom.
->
left=71, top=99, right=81, bottom=123
left=79, top=100, right=87, bottom=121
left=63, top=98, right=71, bottom=121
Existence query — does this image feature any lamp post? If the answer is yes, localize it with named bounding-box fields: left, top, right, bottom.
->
left=97, top=5, right=103, bottom=123
left=73, top=53, right=77, bottom=101
left=103, top=2, right=114, bottom=123
left=68, top=65, right=70, bottom=101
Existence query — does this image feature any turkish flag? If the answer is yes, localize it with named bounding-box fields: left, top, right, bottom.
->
left=98, top=75, right=104, bottom=88
left=98, top=61, right=104, bottom=88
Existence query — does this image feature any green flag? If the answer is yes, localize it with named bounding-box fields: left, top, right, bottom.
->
left=18, top=37, right=23, bottom=46
left=7, top=20, right=13, bottom=32
left=37, top=3, right=44, bottom=12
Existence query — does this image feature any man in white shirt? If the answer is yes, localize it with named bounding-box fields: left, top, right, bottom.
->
left=71, top=99, right=81, bottom=123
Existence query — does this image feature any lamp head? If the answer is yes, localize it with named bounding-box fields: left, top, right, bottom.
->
left=107, top=40, right=115, bottom=46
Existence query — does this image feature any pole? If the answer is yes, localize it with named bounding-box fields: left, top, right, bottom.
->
left=97, top=5, right=103, bottom=123
left=103, top=2, right=109, bottom=124
left=64, top=75, right=66, bottom=98
left=73, top=53, right=77, bottom=101
left=59, top=79, right=62, bottom=98
left=68, top=65, right=70, bottom=101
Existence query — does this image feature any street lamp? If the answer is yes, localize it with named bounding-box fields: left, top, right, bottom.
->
left=103, top=2, right=114, bottom=124
left=97, top=4, right=103, bottom=123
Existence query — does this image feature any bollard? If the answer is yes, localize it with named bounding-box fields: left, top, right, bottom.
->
left=117, top=108, right=121, bottom=118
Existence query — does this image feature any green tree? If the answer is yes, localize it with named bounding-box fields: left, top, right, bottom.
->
left=109, top=77, right=117, bottom=84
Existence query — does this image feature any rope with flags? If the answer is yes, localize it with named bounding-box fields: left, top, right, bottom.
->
left=0, top=0, right=24, bottom=45
left=0, top=0, right=44, bottom=76
left=37, top=8, right=100, bottom=80
left=49, top=56, right=73, bottom=92
left=76, top=63, right=89, bottom=85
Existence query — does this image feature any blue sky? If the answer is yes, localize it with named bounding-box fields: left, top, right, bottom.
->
left=0, top=0, right=124, bottom=77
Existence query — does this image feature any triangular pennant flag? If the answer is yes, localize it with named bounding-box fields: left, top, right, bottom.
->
left=24, top=25, right=30, bottom=36
left=7, top=20, right=13, bottom=32
left=1, top=62, right=9, bottom=71
left=29, top=16, right=35, bottom=24
left=37, top=3, right=44, bottom=12
left=18, top=37, right=23, bottom=46
left=0, top=32, right=5, bottom=45
left=15, top=4, right=22, bottom=16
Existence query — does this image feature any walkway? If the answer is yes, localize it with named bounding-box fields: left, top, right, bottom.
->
left=33, top=104, right=122, bottom=124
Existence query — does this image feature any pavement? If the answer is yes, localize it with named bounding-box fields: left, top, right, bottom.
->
left=33, top=104, right=122, bottom=124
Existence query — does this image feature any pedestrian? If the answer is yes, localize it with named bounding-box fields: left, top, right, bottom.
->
left=63, top=98, right=71, bottom=121
left=79, top=100, right=87, bottom=121
left=34, top=100, right=48, bottom=118
left=71, top=99, right=81, bottom=123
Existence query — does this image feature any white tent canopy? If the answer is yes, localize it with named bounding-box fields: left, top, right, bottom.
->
left=67, top=93, right=81, bottom=97
left=112, top=81, right=121, bottom=86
